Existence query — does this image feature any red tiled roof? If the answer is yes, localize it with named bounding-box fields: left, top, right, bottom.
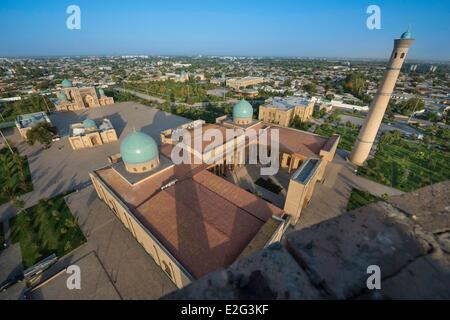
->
left=264, top=126, right=328, bottom=157
left=322, top=134, right=339, bottom=152
left=133, top=170, right=282, bottom=278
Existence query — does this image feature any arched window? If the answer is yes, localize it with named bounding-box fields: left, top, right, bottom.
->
left=400, top=52, right=405, bottom=59
left=393, top=52, right=398, bottom=59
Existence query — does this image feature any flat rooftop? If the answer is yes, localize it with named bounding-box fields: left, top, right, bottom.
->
left=266, top=97, right=310, bottom=111
left=265, top=125, right=329, bottom=158
left=16, top=111, right=50, bottom=129
left=111, top=155, right=173, bottom=186
left=293, top=158, right=321, bottom=184
left=70, top=118, right=114, bottom=137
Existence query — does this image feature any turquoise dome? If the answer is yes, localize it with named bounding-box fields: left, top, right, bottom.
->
left=120, top=131, right=159, bottom=164
left=62, top=79, right=73, bottom=88
left=83, top=118, right=97, bottom=129
left=400, top=30, right=412, bottom=39
left=58, top=92, right=67, bottom=100
left=233, top=99, right=253, bottom=119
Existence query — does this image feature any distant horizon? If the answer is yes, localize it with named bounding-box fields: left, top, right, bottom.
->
left=1, top=0, right=449, bottom=60
left=1, top=53, right=449, bottom=64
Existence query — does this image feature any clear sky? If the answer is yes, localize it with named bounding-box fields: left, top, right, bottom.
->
left=1, top=0, right=449, bottom=60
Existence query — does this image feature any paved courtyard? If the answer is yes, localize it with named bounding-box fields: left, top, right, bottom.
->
left=31, top=186, right=176, bottom=299
left=0, top=102, right=189, bottom=221
left=295, top=151, right=404, bottom=230
left=226, top=164, right=290, bottom=208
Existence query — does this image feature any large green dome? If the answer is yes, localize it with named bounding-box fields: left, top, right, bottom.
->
left=233, top=99, right=253, bottom=119
left=58, top=91, right=67, bottom=100
left=120, top=131, right=159, bottom=164
left=62, top=79, right=73, bottom=88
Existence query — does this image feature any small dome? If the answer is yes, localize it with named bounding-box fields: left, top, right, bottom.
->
left=400, top=30, right=412, bottom=39
left=62, top=79, right=73, bottom=88
left=233, top=99, right=253, bottom=120
left=58, top=91, right=67, bottom=100
left=120, top=131, right=159, bottom=164
left=83, top=118, right=97, bottom=129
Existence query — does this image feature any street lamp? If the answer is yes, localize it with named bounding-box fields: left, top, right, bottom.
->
left=407, top=96, right=421, bottom=124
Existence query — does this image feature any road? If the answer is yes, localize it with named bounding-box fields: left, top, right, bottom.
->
left=114, top=87, right=166, bottom=104
left=337, top=114, right=420, bottom=135
left=115, top=87, right=239, bottom=108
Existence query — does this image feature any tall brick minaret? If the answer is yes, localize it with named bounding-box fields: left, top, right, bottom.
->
left=350, top=30, right=414, bottom=166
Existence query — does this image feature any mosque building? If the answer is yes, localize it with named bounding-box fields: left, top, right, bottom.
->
left=259, top=96, right=315, bottom=126
left=89, top=99, right=339, bottom=288
left=53, top=79, right=114, bottom=111
left=15, top=111, right=53, bottom=139
left=68, top=118, right=118, bottom=150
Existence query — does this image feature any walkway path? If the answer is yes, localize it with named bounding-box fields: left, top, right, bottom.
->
left=31, top=186, right=176, bottom=299
left=114, top=87, right=166, bottom=104
left=295, top=151, right=403, bottom=231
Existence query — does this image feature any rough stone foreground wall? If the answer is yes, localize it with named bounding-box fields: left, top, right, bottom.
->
left=163, top=181, right=450, bottom=300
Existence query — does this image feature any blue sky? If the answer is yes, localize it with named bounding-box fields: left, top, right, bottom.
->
left=0, top=0, right=449, bottom=60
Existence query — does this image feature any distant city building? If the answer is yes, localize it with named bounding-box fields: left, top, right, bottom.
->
left=329, top=100, right=369, bottom=112
left=210, top=78, right=225, bottom=85
left=172, top=62, right=192, bottom=68
left=226, top=76, right=265, bottom=90
left=69, top=118, right=117, bottom=150
left=259, top=96, right=314, bottom=126
left=90, top=99, right=339, bottom=288
left=162, top=72, right=189, bottom=83
left=235, top=88, right=259, bottom=99
left=0, top=96, right=21, bottom=103
left=53, top=79, right=114, bottom=111
left=192, top=73, right=206, bottom=81
left=15, top=111, right=52, bottom=139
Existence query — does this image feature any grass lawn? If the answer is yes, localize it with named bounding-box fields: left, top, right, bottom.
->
left=10, top=195, right=86, bottom=268
left=0, top=148, right=33, bottom=205
left=347, top=188, right=381, bottom=211
left=255, top=177, right=283, bottom=194
left=314, top=123, right=359, bottom=151
left=358, top=131, right=450, bottom=192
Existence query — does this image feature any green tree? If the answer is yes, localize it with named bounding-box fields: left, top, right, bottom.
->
left=313, top=108, right=327, bottom=119
left=26, top=122, right=57, bottom=148
left=290, top=115, right=311, bottom=131
left=394, top=98, right=424, bottom=116
left=343, top=73, right=366, bottom=98
left=303, top=83, right=317, bottom=94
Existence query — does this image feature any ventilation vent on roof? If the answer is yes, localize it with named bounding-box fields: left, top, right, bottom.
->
left=161, top=178, right=178, bottom=191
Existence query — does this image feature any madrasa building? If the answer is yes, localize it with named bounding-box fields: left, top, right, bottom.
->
left=53, top=79, right=114, bottom=111
left=89, top=99, right=339, bottom=288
